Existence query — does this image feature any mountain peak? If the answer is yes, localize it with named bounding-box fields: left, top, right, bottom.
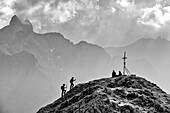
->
left=9, top=15, right=23, bottom=26
left=8, top=15, right=33, bottom=31
left=37, top=75, right=170, bottom=113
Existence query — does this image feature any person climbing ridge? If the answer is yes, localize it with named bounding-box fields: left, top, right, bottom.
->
left=61, top=84, right=67, bottom=97
left=70, top=77, right=76, bottom=90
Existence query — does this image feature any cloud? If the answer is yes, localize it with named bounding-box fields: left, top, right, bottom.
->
left=10, top=0, right=100, bottom=24
left=134, top=0, right=156, bottom=8
left=26, top=0, right=43, bottom=6
left=12, top=0, right=29, bottom=12
left=1, top=0, right=170, bottom=46
left=48, top=0, right=78, bottom=23
left=0, top=0, right=15, bottom=16
left=0, top=0, right=16, bottom=28
left=138, top=3, right=170, bottom=28
left=116, top=0, right=134, bottom=8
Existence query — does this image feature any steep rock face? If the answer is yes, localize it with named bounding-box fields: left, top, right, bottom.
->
left=37, top=75, right=170, bottom=113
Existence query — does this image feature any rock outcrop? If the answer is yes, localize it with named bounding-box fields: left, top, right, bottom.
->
left=37, top=75, right=170, bottom=113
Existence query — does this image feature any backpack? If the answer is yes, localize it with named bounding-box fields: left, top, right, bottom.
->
left=70, top=79, right=73, bottom=83
left=61, top=85, right=64, bottom=90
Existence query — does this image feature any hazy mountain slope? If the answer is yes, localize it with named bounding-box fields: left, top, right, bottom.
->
left=66, top=41, right=112, bottom=81
left=105, top=38, right=170, bottom=93
left=37, top=75, right=170, bottom=113
left=0, top=15, right=113, bottom=82
left=0, top=51, right=55, bottom=113
left=106, top=38, right=170, bottom=62
left=106, top=38, right=170, bottom=69
left=0, top=15, right=113, bottom=113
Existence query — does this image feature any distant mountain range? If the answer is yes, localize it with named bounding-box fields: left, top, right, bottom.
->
left=105, top=37, right=170, bottom=93
left=37, top=75, right=170, bottom=113
left=0, top=15, right=170, bottom=113
left=0, top=15, right=113, bottom=113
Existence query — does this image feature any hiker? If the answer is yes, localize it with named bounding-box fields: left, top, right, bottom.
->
left=70, top=77, right=76, bottom=90
left=61, top=84, right=67, bottom=97
left=119, top=71, right=122, bottom=76
left=112, top=70, right=116, bottom=77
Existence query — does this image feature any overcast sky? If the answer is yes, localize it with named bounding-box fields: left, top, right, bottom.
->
left=0, top=0, right=170, bottom=46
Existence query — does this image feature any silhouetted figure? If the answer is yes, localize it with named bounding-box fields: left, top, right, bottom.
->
left=61, top=84, right=66, bottom=97
left=112, top=70, right=116, bottom=77
left=70, top=77, right=76, bottom=90
left=119, top=71, right=122, bottom=76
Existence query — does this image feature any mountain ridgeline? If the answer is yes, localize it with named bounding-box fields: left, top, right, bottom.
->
left=105, top=37, right=170, bottom=93
left=1, top=15, right=170, bottom=113
left=37, top=75, right=170, bottom=113
left=0, top=15, right=113, bottom=113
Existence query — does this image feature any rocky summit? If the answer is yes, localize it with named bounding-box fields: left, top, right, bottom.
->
left=37, top=75, right=170, bottom=113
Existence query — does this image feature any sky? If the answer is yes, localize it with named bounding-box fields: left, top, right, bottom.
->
left=0, top=0, right=170, bottom=46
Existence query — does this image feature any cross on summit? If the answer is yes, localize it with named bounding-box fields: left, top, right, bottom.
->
left=122, top=52, right=131, bottom=76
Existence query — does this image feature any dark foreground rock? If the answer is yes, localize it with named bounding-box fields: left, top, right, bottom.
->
left=37, top=75, right=170, bottom=113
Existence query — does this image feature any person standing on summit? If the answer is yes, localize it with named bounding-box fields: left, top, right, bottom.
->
left=70, top=77, right=76, bottom=90
left=112, top=70, right=116, bottom=77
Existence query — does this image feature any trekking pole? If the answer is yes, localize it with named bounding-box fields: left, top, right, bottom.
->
left=75, top=79, right=77, bottom=86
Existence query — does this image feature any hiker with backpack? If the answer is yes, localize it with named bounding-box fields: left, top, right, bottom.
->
left=61, top=84, right=67, bottom=97
left=70, top=77, right=76, bottom=90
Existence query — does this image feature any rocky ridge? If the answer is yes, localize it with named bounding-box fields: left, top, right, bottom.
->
left=37, top=75, right=170, bottom=113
